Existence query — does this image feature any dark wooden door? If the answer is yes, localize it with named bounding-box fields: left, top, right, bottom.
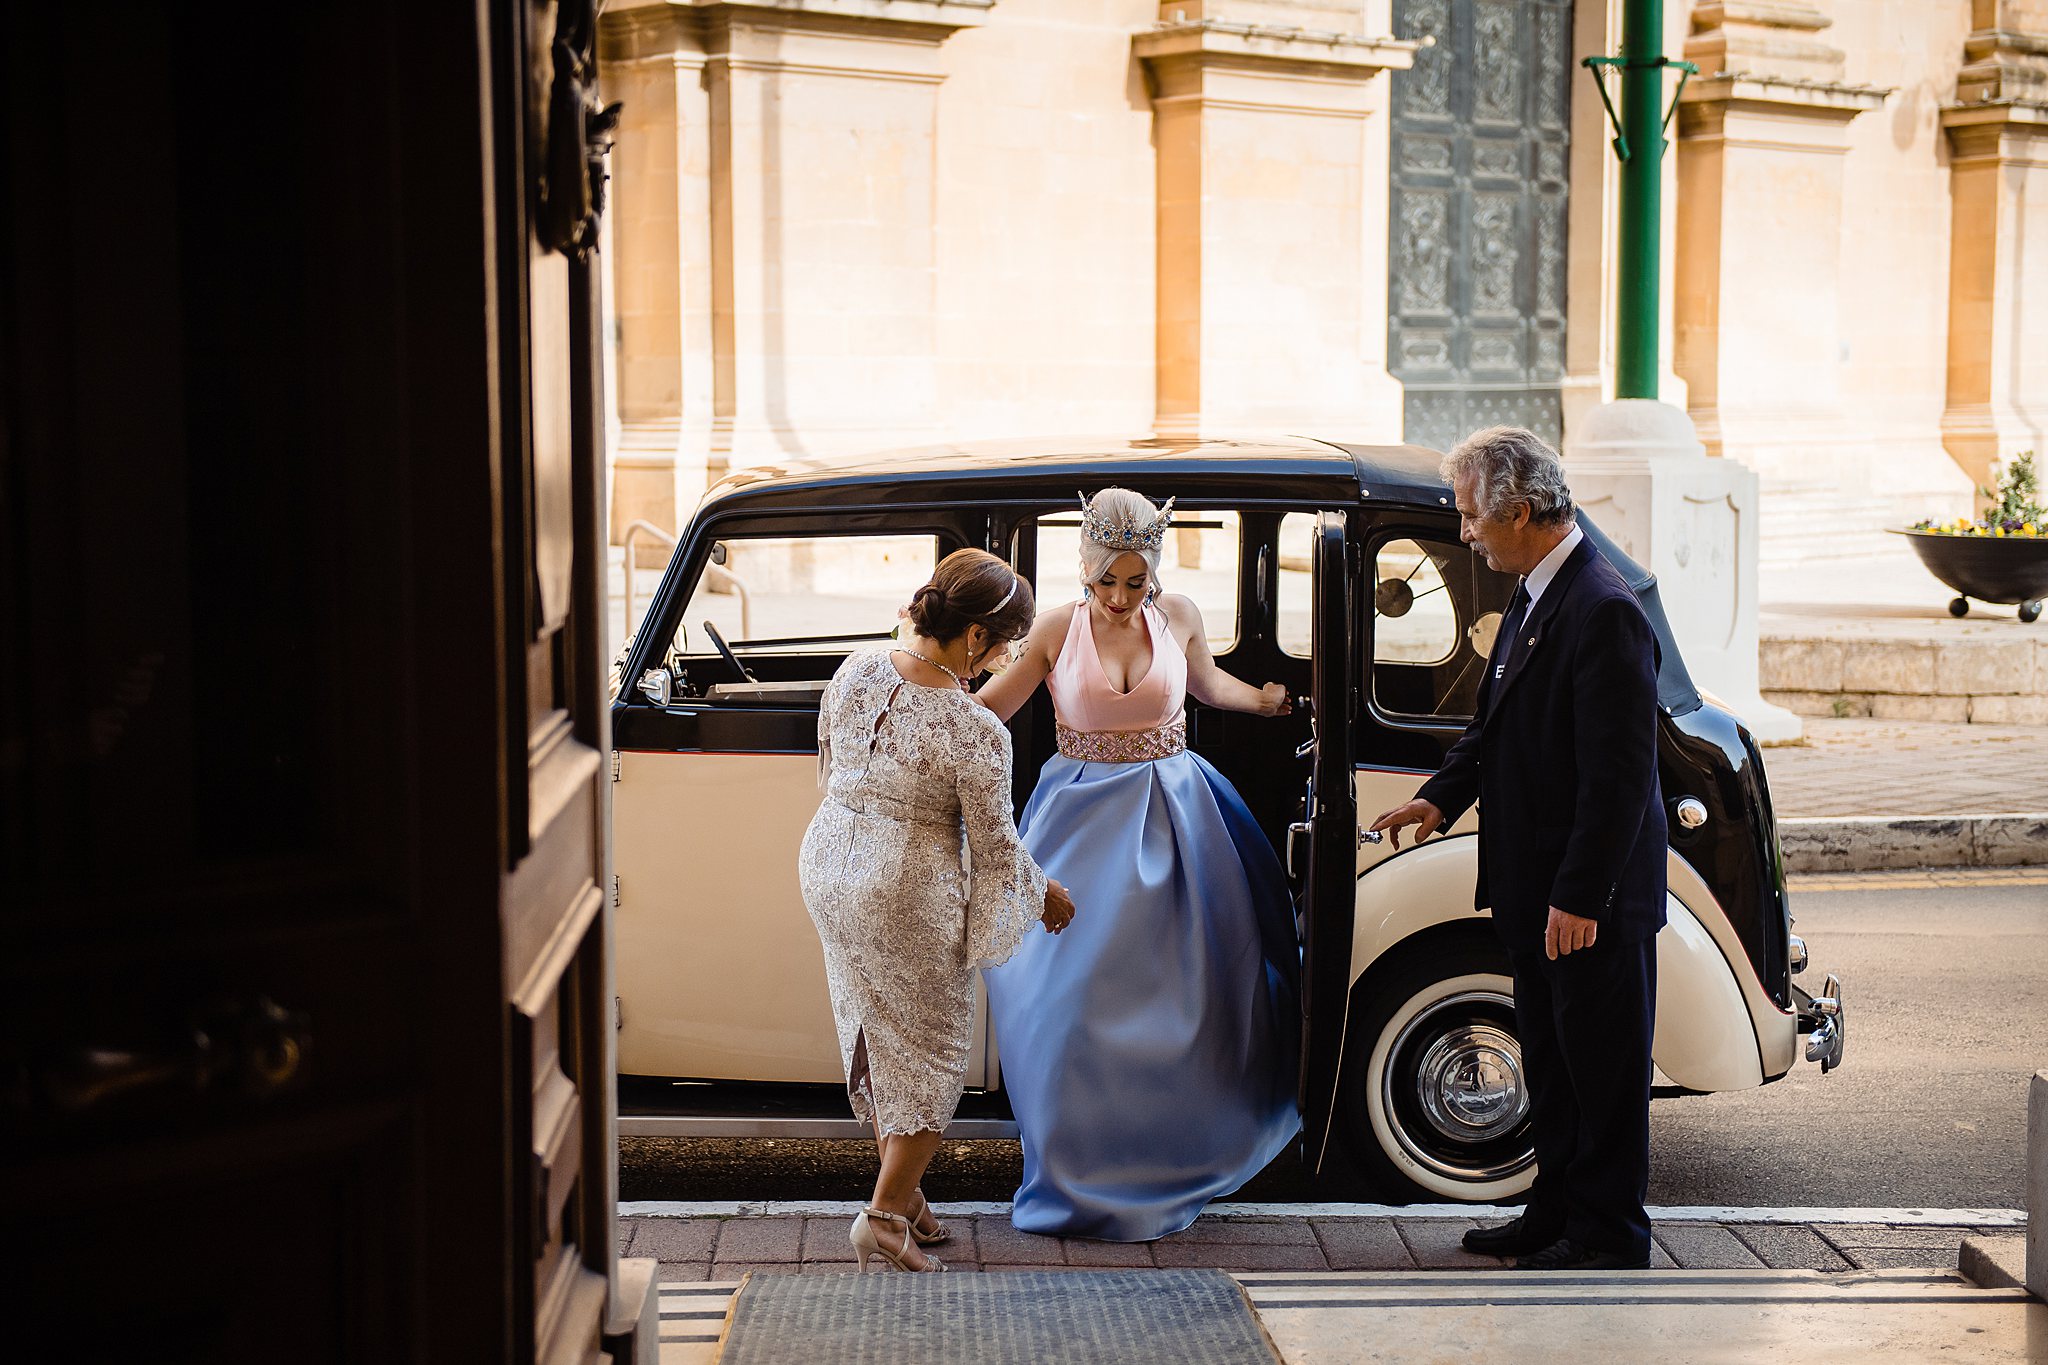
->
left=1389, top=0, right=1573, bottom=451
left=1, top=4, right=632, bottom=1360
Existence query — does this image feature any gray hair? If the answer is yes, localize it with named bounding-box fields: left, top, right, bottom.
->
left=1078, top=487, right=1164, bottom=587
left=1440, top=426, right=1577, bottom=527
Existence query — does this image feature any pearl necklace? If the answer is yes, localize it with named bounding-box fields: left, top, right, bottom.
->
left=894, top=647, right=968, bottom=691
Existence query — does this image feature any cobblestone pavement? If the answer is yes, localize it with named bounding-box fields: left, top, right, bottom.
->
left=618, top=1212, right=2019, bottom=1282
left=1761, top=717, right=2048, bottom=819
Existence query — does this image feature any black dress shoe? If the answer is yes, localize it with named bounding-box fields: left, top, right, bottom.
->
left=1514, top=1237, right=1652, bottom=1271
left=1462, top=1216, right=1564, bottom=1258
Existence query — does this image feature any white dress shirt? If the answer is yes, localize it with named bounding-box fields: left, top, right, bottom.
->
left=1521, top=523, right=1583, bottom=611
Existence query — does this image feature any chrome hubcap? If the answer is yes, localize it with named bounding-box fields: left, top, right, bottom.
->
left=1414, top=1024, right=1528, bottom=1143
left=1379, top=988, right=1536, bottom=1183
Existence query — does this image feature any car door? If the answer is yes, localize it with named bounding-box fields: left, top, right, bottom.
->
left=610, top=517, right=983, bottom=1088
left=1300, top=510, right=1359, bottom=1172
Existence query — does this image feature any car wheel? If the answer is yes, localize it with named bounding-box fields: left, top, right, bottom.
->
left=1336, top=936, right=1537, bottom=1203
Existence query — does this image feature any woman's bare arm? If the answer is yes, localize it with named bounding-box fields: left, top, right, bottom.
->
left=1161, top=594, right=1291, bottom=716
left=973, top=602, right=1071, bottom=722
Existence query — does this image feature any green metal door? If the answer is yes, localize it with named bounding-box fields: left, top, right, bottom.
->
left=1389, top=0, right=1573, bottom=451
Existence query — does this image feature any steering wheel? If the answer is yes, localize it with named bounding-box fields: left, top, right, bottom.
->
left=701, top=621, right=755, bottom=684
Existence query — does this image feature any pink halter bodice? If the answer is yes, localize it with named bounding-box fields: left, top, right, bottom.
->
left=1046, top=599, right=1187, bottom=733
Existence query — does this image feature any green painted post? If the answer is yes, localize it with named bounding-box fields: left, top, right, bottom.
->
left=1615, top=0, right=1665, bottom=400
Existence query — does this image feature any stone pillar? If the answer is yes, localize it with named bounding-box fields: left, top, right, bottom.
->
left=1672, top=2, right=1887, bottom=556
left=1567, top=400, right=1802, bottom=743
left=1134, top=3, right=1414, bottom=441
left=601, top=0, right=987, bottom=505
left=1942, top=3, right=2048, bottom=498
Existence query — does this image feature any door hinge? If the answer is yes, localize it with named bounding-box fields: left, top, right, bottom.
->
left=611, top=874, right=620, bottom=909
left=610, top=749, right=622, bottom=781
left=614, top=994, right=624, bottom=1031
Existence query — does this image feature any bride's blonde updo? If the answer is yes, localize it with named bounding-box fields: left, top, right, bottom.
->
left=1078, top=487, right=1168, bottom=592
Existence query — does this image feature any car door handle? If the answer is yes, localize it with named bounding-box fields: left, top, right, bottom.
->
left=1286, top=820, right=1312, bottom=878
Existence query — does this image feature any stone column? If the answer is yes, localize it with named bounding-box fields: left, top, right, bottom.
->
left=1942, top=3, right=2048, bottom=497
left=601, top=0, right=988, bottom=506
left=1134, top=3, right=1413, bottom=441
left=1672, top=2, right=1887, bottom=555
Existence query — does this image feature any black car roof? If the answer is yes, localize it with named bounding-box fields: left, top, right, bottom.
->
left=692, top=435, right=1457, bottom=515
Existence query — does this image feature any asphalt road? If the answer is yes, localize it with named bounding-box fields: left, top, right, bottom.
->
left=618, top=872, right=2048, bottom=1209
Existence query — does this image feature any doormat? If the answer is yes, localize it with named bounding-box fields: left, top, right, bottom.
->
left=716, top=1269, right=1280, bottom=1365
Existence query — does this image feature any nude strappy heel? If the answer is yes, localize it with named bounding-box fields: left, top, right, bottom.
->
left=851, top=1206, right=946, bottom=1273
left=908, top=1189, right=949, bottom=1246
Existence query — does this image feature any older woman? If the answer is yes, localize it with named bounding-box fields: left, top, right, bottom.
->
left=799, top=548, right=1077, bottom=1272
left=975, top=489, right=1301, bottom=1241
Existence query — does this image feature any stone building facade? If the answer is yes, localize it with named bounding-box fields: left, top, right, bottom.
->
left=598, top=0, right=2048, bottom=562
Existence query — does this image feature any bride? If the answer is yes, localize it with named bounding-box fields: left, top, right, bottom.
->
left=974, top=489, right=1301, bottom=1241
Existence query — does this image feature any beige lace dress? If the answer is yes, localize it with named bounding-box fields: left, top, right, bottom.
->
left=798, top=648, right=1048, bottom=1136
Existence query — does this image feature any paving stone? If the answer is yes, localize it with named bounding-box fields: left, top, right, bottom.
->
left=1728, top=1224, right=1852, bottom=1271
left=714, top=1218, right=802, bottom=1263
left=1838, top=1246, right=1960, bottom=1271
left=1394, top=1219, right=1497, bottom=1269
left=616, top=1222, right=638, bottom=1257
left=1653, top=1224, right=1765, bottom=1269
left=655, top=1261, right=712, bottom=1283
left=633, top=1218, right=721, bottom=1263
left=979, top=1263, right=1091, bottom=1272
left=1311, top=1219, right=1415, bottom=1270
left=970, top=1216, right=1066, bottom=1265
left=1062, top=1238, right=1156, bottom=1266
left=1165, top=1217, right=1319, bottom=1246
left=1152, top=1241, right=1330, bottom=1271
left=799, top=1216, right=858, bottom=1263
left=1649, top=1241, right=1677, bottom=1270
left=1820, top=1224, right=1974, bottom=1250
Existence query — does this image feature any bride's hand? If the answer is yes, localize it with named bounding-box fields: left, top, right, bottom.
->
left=1040, top=878, right=1076, bottom=935
left=1256, top=683, right=1292, bottom=717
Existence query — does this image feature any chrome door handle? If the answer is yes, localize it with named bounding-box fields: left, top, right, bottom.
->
left=1286, top=820, right=1312, bottom=878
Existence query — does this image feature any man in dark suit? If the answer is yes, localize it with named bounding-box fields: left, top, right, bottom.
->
left=1371, top=425, right=1667, bottom=1271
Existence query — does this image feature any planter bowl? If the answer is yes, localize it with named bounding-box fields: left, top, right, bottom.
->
left=1891, top=528, right=2048, bottom=622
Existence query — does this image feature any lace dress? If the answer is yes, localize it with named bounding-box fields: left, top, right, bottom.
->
left=798, top=648, right=1048, bottom=1136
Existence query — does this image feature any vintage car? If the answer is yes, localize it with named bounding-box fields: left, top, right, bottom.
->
left=608, top=436, right=1847, bottom=1202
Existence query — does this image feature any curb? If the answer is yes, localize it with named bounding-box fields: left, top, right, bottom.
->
left=618, top=1200, right=2029, bottom=1226
left=1779, top=813, right=2048, bottom=873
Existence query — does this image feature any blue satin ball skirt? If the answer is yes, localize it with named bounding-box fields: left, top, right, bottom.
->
left=984, top=749, right=1302, bottom=1242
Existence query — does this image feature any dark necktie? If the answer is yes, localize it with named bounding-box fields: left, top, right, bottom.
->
left=1494, top=581, right=1530, bottom=684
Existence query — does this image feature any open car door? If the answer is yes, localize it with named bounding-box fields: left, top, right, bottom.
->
left=1301, top=510, right=1358, bottom=1172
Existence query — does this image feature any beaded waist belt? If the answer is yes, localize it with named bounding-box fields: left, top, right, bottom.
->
left=1055, top=718, right=1187, bottom=764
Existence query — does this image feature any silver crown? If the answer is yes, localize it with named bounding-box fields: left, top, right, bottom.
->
left=1079, top=492, right=1174, bottom=553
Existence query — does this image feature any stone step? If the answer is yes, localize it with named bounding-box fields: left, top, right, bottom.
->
left=1759, top=630, right=2048, bottom=724
left=1759, top=487, right=1900, bottom=566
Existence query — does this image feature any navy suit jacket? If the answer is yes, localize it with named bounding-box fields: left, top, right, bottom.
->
left=1416, top=534, right=1668, bottom=951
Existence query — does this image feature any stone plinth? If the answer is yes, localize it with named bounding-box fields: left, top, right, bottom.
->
left=1135, top=3, right=1414, bottom=441
left=1566, top=399, right=1802, bottom=744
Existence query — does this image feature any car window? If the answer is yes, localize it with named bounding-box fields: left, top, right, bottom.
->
left=1035, top=510, right=1241, bottom=653
left=1370, top=534, right=1516, bottom=722
left=1276, top=512, right=1316, bottom=656
left=674, top=533, right=938, bottom=657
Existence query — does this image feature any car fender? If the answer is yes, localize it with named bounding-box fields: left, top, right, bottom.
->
left=1350, top=834, right=1763, bottom=1092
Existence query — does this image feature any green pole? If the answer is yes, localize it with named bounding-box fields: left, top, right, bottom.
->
left=1615, top=0, right=1664, bottom=400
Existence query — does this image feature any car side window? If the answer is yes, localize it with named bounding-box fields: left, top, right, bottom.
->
left=674, top=533, right=938, bottom=661
left=1370, top=534, right=1516, bottom=722
left=1034, top=509, right=1242, bottom=653
left=1276, top=512, right=1316, bottom=656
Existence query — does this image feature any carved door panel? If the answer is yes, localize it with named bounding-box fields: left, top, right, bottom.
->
left=3, top=2, right=631, bottom=1361
left=495, top=1, right=622, bottom=1360
left=1390, top=0, right=1573, bottom=451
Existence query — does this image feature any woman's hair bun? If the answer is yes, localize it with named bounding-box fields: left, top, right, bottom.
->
left=906, top=549, right=1036, bottom=647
